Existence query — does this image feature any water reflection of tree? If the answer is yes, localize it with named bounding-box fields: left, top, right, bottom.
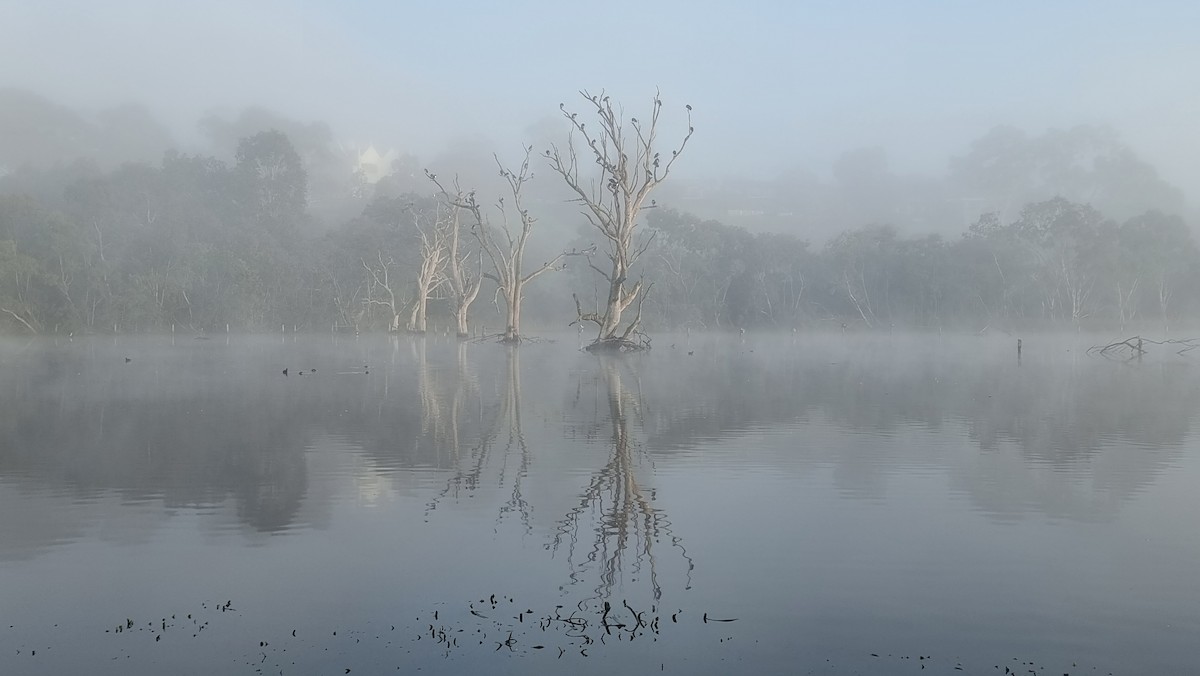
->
left=552, top=360, right=692, bottom=601
left=425, top=346, right=532, bottom=531
left=414, top=337, right=477, bottom=470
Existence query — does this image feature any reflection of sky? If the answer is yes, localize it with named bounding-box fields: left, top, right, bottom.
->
left=2, top=334, right=1200, bottom=673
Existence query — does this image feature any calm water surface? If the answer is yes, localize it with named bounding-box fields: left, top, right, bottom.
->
left=1, top=332, right=1198, bottom=675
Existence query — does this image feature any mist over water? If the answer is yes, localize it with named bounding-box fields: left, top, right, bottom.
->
left=4, top=3, right=1200, bottom=673
left=2, top=333, right=1198, bottom=674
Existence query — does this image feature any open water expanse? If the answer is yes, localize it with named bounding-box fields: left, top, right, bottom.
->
left=1, top=331, right=1198, bottom=675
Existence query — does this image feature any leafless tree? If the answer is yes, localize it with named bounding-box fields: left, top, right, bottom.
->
left=361, top=251, right=405, bottom=332
left=428, top=188, right=484, bottom=338
left=431, top=152, right=583, bottom=343
left=408, top=204, right=450, bottom=333
left=546, top=90, right=693, bottom=351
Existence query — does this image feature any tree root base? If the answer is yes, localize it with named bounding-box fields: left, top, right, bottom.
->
left=585, top=337, right=650, bottom=353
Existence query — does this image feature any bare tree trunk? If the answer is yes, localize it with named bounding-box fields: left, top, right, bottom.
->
left=407, top=205, right=450, bottom=334
left=0, top=307, right=38, bottom=334
left=546, top=91, right=693, bottom=351
left=504, top=280, right=522, bottom=343
left=1159, top=273, right=1172, bottom=332
left=430, top=150, right=581, bottom=344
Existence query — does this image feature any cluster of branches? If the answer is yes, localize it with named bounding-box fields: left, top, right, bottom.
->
left=546, top=90, right=693, bottom=351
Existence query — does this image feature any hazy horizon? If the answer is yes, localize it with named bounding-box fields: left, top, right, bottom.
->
left=4, top=0, right=1198, bottom=196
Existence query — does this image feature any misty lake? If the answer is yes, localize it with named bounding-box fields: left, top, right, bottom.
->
left=2, top=332, right=1198, bottom=675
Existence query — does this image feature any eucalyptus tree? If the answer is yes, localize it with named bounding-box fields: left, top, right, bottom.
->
left=546, top=91, right=693, bottom=351
left=433, top=150, right=582, bottom=343
left=425, top=175, right=484, bottom=339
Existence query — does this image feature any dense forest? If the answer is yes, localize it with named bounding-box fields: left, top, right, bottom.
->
left=1, top=89, right=1197, bottom=338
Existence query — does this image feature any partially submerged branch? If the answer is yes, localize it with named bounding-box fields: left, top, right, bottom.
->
left=1088, top=335, right=1200, bottom=359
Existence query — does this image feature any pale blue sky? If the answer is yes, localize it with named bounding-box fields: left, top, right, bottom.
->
left=2, top=0, right=1198, bottom=188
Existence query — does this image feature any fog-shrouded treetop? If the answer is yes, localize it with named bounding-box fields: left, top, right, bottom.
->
left=3, top=0, right=1199, bottom=204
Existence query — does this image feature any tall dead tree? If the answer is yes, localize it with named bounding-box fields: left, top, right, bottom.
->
left=408, top=204, right=449, bottom=333
left=546, top=90, right=693, bottom=351
left=431, top=152, right=581, bottom=343
left=437, top=191, right=483, bottom=338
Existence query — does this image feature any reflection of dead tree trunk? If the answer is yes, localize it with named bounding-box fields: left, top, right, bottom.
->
left=415, top=337, right=452, bottom=460
left=552, top=361, right=691, bottom=601
left=424, top=346, right=532, bottom=532
left=546, top=91, right=693, bottom=351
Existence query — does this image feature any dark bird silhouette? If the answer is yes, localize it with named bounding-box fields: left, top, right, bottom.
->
left=282, top=368, right=288, bottom=376
left=688, top=350, right=694, bottom=356
left=124, top=357, right=132, bottom=363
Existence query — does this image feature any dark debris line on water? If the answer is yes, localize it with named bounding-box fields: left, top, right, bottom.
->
left=84, top=595, right=743, bottom=669
left=1, top=597, right=1115, bottom=674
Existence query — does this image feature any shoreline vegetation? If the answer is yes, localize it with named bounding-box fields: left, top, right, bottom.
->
left=3, top=93, right=1197, bottom=348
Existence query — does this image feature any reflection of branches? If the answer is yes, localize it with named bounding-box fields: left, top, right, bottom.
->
left=424, top=348, right=533, bottom=533
left=551, top=361, right=692, bottom=602
left=494, top=348, right=533, bottom=533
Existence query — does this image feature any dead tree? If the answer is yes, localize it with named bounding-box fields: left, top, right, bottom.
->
left=546, top=90, right=693, bottom=351
left=432, top=186, right=483, bottom=338
left=361, top=251, right=404, bottom=332
left=431, top=153, right=582, bottom=343
left=407, top=204, right=450, bottom=334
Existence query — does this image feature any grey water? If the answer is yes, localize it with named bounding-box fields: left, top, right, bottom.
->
left=1, top=332, right=1198, bottom=675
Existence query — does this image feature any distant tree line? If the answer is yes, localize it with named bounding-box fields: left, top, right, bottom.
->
left=1, top=93, right=1198, bottom=337
left=640, top=200, right=1199, bottom=332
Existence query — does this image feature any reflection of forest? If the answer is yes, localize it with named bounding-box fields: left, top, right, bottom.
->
left=0, top=340, right=312, bottom=534
left=0, top=335, right=471, bottom=543
left=3, top=333, right=1195, bottom=559
left=638, top=335, right=1198, bottom=520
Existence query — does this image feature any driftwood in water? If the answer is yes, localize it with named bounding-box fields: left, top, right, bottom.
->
left=1088, top=335, right=1200, bottom=359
